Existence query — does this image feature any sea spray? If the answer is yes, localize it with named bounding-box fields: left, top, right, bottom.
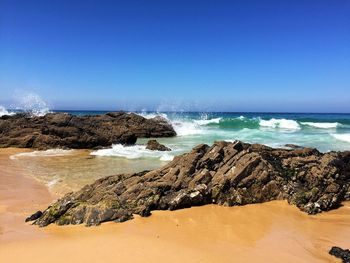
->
left=0, top=105, right=15, bottom=117
left=13, top=92, right=51, bottom=116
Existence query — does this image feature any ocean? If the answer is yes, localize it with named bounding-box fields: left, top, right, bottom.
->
left=3, top=109, right=350, bottom=194
left=65, top=111, right=350, bottom=156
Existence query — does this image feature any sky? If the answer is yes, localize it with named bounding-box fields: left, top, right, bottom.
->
left=0, top=0, right=349, bottom=112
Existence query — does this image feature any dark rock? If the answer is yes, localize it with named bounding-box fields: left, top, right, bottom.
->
left=25, top=211, right=43, bottom=222
left=284, top=144, right=304, bottom=149
left=31, top=140, right=350, bottom=227
left=146, top=140, right=171, bottom=151
left=0, top=112, right=176, bottom=149
left=329, top=247, right=350, bottom=263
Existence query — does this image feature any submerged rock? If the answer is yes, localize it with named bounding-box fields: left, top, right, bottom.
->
left=146, top=140, right=171, bottom=151
left=0, top=112, right=176, bottom=149
left=329, top=247, right=350, bottom=263
left=32, top=140, right=350, bottom=227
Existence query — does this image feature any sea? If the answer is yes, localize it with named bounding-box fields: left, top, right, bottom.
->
left=2, top=107, right=350, bottom=193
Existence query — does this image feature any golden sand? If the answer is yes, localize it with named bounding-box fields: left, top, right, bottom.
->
left=0, top=149, right=349, bottom=262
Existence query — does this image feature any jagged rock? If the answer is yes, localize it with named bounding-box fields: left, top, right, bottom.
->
left=146, top=140, right=171, bottom=151
left=0, top=112, right=176, bottom=149
left=32, top=140, right=350, bottom=227
left=25, top=211, right=43, bottom=222
left=329, top=247, right=350, bottom=263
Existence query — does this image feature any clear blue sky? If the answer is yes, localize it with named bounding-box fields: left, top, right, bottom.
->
left=0, top=0, right=349, bottom=112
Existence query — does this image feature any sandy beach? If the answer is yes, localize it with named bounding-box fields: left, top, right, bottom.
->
left=0, top=148, right=349, bottom=263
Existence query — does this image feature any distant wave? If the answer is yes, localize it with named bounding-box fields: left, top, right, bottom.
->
left=331, top=133, right=350, bottom=143
left=259, top=118, right=301, bottom=130
left=301, top=122, right=339, bottom=129
left=91, top=144, right=174, bottom=161
left=10, top=149, right=74, bottom=160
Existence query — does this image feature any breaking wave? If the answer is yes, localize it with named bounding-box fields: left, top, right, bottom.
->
left=331, top=133, right=350, bottom=143
left=259, top=118, right=301, bottom=130
left=300, top=122, right=339, bottom=129
left=0, top=105, right=15, bottom=117
left=194, top=117, right=222, bottom=126
left=91, top=144, right=175, bottom=161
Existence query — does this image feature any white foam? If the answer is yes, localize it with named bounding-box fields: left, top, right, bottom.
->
left=331, top=133, right=350, bottom=143
left=91, top=144, right=174, bottom=161
left=171, top=120, right=204, bottom=136
left=301, top=122, right=339, bottom=129
left=10, top=149, right=74, bottom=160
left=194, top=117, right=222, bottom=126
left=0, top=105, right=15, bottom=117
left=259, top=118, right=301, bottom=130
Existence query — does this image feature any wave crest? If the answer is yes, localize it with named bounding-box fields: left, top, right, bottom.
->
left=259, top=118, right=301, bottom=130
left=194, top=117, right=222, bottom=126
left=301, top=122, right=339, bottom=129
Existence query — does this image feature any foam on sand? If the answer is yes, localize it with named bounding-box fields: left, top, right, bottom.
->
left=259, top=118, right=301, bottom=130
left=91, top=144, right=175, bottom=161
left=301, top=122, right=339, bottom=129
left=10, top=149, right=75, bottom=160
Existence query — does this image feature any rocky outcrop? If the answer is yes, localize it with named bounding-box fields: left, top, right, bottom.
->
left=30, top=140, right=350, bottom=227
left=329, top=247, right=350, bottom=263
left=0, top=112, right=176, bottom=149
left=25, top=211, right=43, bottom=222
left=146, top=140, right=171, bottom=151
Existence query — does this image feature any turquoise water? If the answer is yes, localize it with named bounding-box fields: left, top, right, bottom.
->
left=69, top=111, right=350, bottom=160
left=5, top=110, right=350, bottom=191
left=3, top=109, right=350, bottom=158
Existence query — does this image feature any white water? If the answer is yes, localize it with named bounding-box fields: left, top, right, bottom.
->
left=194, top=117, right=222, bottom=125
left=332, top=134, right=350, bottom=143
left=301, top=122, right=339, bottom=129
left=0, top=105, right=15, bottom=117
left=91, top=144, right=175, bottom=161
left=259, top=118, right=301, bottom=130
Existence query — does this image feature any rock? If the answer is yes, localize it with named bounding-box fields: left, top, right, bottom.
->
left=284, top=144, right=304, bottom=149
left=146, top=140, right=171, bottom=151
left=0, top=112, right=176, bottom=149
left=329, top=247, right=350, bottom=263
left=25, top=211, right=43, bottom=222
left=31, top=140, right=350, bottom=227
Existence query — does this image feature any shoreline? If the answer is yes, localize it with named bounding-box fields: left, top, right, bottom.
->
left=1, top=148, right=350, bottom=262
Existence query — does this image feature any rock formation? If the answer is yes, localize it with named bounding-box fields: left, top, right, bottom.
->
left=329, top=247, right=350, bottom=263
left=0, top=112, right=176, bottom=149
left=30, top=140, right=350, bottom=227
left=146, top=139, right=171, bottom=151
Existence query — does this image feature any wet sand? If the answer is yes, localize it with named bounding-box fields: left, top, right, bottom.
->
left=1, top=149, right=349, bottom=262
